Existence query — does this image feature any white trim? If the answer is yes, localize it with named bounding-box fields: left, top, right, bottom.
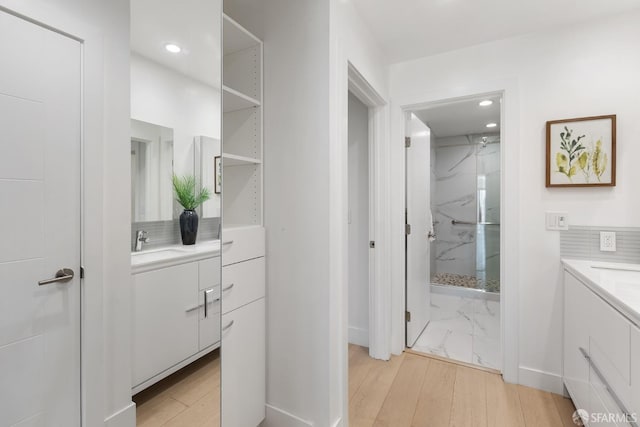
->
left=390, top=79, right=520, bottom=384
left=263, top=404, right=314, bottom=427
left=347, top=63, right=391, bottom=362
left=104, top=403, right=136, bottom=427
left=518, top=366, right=564, bottom=395
left=348, top=327, right=369, bottom=347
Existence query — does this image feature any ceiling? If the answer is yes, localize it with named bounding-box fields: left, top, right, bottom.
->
left=350, top=0, right=640, bottom=63
left=131, top=0, right=222, bottom=88
left=414, top=95, right=501, bottom=137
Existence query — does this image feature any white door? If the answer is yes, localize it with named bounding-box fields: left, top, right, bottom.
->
left=406, top=113, right=432, bottom=347
left=0, top=10, right=82, bottom=427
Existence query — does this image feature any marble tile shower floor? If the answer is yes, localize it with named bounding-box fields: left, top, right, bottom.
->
left=411, top=291, right=501, bottom=370
left=433, top=272, right=500, bottom=293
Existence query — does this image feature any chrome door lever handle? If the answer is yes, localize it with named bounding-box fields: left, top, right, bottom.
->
left=39, top=268, right=75, bottom=286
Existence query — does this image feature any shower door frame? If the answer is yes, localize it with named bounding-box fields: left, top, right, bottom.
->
left=390, top=80, right=520, bottom=384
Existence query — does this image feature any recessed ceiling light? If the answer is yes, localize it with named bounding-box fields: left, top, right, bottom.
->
left=165, top=43, right=182, bottom=54
left=479, top=100, right=493, bottom=107
left=486, top=123, right=497, bottom=128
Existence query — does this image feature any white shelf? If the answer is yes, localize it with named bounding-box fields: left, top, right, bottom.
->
left=223, top=85, right=260, bottom=113
left=223, top=153, right=261, bottom=166
left=223, top=14, right=261, bottom=56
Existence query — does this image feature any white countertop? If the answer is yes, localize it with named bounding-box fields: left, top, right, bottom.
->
left=131, top=240, right=221, bottom=274
left=562, top=258, right=640, bottom=327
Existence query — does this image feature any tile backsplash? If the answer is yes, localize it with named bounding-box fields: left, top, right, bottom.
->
left=560, top=225, right=640, bottom=263
left=131, top=217, right=220, bottom=250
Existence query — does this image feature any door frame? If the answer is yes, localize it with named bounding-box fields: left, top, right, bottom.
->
left=347, top=63, right=389, bottom=361
left=390, top=80, right=520, bottom=384
left=0, top=3, right=112, bottom=426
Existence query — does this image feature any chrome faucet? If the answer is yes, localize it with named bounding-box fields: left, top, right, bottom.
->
left=135, top=230, right=150, bottom=252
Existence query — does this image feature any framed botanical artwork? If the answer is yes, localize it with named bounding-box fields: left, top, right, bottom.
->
left=214, top=155, right=222, bottom=194
left=546, top=115, right=616, bottom=187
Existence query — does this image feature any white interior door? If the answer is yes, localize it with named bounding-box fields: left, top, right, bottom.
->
left=0, top=10, right=82, bottom=427
left=405, top=113, right=431, bottom=347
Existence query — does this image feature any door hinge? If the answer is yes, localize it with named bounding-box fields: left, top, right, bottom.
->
left=405, top=136, right=411, bottom=148
left=405, top=224, right=411, bottom=235
left=369, top=240, right=375, bottom=249
left=406, top=311, right=411, bottom=322
left=80, top=266, right=85, bottom=279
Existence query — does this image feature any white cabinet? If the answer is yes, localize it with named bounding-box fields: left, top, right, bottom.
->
left=132, top=255, right=221, bottom=393
left=563, top=271, right=591, bottom=413
left=221, top=14, right=266, bottom=426
left=132, top=262, right=199, bottom=388
left=221, top=298, right=266, bottom=427
left=563, top=269, right=638, bottom=426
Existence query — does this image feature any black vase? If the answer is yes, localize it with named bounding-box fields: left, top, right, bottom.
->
left=179, top=209, right=199, bottom=245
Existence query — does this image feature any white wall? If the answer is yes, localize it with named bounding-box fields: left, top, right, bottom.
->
left=390, top=10, right=640, bottom=392
left=261, top=1, right=332, bottom=426
left=131, top=54, right=221, bottom=216
left=348, top=92, right=369, bottom=347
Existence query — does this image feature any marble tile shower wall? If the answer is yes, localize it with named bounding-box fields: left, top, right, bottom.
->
left=433, top=134, right=500, bottom=281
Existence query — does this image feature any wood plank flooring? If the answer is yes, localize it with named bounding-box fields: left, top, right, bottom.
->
left=133, top=349, right=220, bottom=427
left=350, top=345, right=576, bottom=427
left=135, top=345, right=575, bottom=427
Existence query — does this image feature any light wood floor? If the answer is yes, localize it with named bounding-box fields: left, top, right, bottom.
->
left=134, top=345, right=576, bottom=427
left=133, top=349, right=220, bottom=427
left=349, top=345, right=576, bottom=427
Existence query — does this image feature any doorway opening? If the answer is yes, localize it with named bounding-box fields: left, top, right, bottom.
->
left=405, top=94, right=502, bottom=371
left=348, top=91, right=372, bottom=348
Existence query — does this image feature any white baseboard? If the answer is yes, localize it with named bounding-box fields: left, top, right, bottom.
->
left=104, top=402, right=136, bottom=427
left=262, top=404, right=313, bottom=427
left=348, top=326, right=369, bottom=347
left=518, top=366, right=564, bottom=395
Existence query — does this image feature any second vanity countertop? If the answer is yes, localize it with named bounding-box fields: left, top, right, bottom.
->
left=131, top=240, right=220, bottom=274
left=562, top=258, right=640, bottom=327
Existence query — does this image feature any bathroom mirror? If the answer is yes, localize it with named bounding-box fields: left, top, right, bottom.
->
left=130, top=0, right=221, bottom=425
left=130, top=119, right=174, bottom=222
left=195, top=136, right=222, bottom=219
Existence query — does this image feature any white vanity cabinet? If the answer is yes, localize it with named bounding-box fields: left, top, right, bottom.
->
left=132, top=254, right=221, bottom=394
left=221, top=227, right=266, bottom=426
left=563, top=268, right=638, bottom=426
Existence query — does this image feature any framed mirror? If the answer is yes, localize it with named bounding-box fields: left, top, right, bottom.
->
left=129, top=0, right=222, bottom=425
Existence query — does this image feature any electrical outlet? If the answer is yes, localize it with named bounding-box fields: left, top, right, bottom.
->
left=600, top=231, right=617, bottom=252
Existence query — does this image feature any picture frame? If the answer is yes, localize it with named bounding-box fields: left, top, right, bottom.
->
left=546, top=115, right=616, bottom=187
left=214, top=155, right=222, bottom=194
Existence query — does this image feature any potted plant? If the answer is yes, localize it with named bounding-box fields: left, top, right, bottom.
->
left=172, top=174, right=211, bottom=245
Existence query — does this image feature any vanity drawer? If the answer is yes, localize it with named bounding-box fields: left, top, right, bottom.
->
left=630, top=326, right=640, bottom=416
left=199, top=256, right=221, bottom=290
left=222, top=257, right=265, bottom=314
left=589, top=290, right=631, bottom=407
left=222, top=226, right=265, bottom=266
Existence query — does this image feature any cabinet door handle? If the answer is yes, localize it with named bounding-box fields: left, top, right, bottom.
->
left=222, top=240, right=234, bottom=246
left=223, top=283, right=234, bottom=292
left=222, top=320, right=234, bottom=331
left=579, top=347, right=638, bottom=427
left=204, top=288, right=217, bottom=318
left=185, top=304, right=202, bottom=313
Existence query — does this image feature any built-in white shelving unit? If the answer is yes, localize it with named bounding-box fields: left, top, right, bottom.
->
left=221, top=15, right=266, bottom=426
left=222, top=13, right=263, bottom=229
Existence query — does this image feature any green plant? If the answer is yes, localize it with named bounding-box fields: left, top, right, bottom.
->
left=172, top=174, right=211, bottom=210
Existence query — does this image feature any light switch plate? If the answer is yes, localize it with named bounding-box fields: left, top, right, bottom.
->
left=600, top=231, right=617, bottom=252
left=546, top=212, right=569, bottom=231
